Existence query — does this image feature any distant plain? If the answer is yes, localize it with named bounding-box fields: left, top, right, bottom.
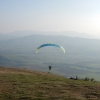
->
left=0, top=31, right=100, bottom=81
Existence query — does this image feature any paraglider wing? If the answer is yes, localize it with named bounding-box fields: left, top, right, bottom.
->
left=36, top=43, right=65, bottom=53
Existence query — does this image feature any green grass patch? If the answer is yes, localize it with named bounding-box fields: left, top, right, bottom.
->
left=0, top=67, right=100, bottom=100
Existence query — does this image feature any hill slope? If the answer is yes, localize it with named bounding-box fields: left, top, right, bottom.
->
left=0, top=67, right=100, bottom=100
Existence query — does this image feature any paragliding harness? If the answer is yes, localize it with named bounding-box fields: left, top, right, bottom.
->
left=48, top=66, right=52, bottom=71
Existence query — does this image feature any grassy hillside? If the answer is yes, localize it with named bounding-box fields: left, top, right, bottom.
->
left=0, top=67, right=100, bottom=100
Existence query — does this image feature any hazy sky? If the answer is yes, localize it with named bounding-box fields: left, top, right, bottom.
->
left=0, top=0, right=100, bottom=36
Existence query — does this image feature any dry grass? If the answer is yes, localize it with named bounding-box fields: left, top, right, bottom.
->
left=0, top=66, right=100, bottom=100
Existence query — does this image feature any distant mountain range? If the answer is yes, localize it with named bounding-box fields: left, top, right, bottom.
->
left=0, top=30, right=97, bottom=41
left=0, top=31, right=100, bottom=80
